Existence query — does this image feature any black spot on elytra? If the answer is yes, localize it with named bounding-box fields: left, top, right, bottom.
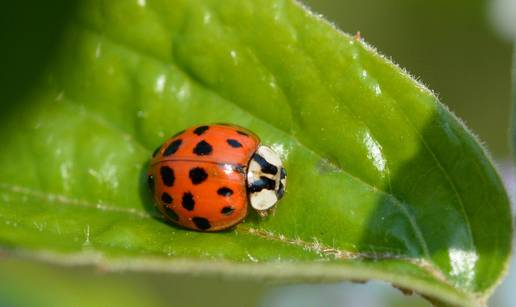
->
left=193, top=140, right=213, bottom=156
left=221, top=206, right=235, bottom=216
left=152, top=145, right=161, bottom=157
left=253, top=154, right=278, bottom=175
left=192, top=217, right=211, bottom=230
left=237, top=130, right=249, bottom=136
left=147, top=175, right=154, bottom=191
left=182, top=192, right=195, bottom=211
left=248, top=176, right=276, bottom=193
left=164, top=206, right=179, bottom=221
left=226, top=139, right=242, bottom=148
left=160, top=166, right=175, bottom=187
left=163, top=139, right=182, bottom=156
left=217, top=187, right=233, bottom=197
left=161, top=192, right=172, bottom=204
left=189, top=167, right=208, bottom=184
left=193, top=125, right=209, bottom=135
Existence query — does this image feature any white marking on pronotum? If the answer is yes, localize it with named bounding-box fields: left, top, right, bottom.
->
left=249, top=189, right=277, bottom=211
left=247, top=145, right=286, bottom=211
left=257, top=145, right=282, bottom=166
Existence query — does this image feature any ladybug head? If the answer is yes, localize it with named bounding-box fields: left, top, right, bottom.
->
left=246, top=145, right=287, bottom=213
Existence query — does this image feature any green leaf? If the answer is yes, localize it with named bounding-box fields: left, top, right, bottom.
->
left=0, top=0, right=511, bottom=306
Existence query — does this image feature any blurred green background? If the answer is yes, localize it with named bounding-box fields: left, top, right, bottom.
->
left=0, top=0, right=513, bottom=306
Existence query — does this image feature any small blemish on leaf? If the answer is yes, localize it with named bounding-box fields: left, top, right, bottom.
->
left=315, top=158, right=342, bottom=174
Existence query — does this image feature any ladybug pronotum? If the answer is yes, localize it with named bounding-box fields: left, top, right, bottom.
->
left=147, top=124, right=287, bottom=231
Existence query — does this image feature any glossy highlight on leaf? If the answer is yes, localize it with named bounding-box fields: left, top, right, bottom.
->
left=0, top=0, right=512, bottom=306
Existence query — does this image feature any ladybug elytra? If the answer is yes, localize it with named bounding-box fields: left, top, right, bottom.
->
left=147, top=124, right=286, bottom=231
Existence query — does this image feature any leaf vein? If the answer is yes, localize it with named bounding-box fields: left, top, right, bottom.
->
left=0, top=181, right=452, bottom=287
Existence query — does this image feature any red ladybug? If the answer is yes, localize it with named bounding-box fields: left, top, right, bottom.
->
left=147, top=124, right=287, bottom=231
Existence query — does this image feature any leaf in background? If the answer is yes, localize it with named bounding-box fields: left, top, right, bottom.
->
left=0, top=0, right=511, bottom=306
left=513, top=48, right=516, bottom=162
left=0, top=258, right=268, bottom=307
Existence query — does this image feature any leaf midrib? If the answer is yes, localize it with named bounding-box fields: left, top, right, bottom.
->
left=0, top=180, right=453, bottom=289
left=1, top=183, right=475, bottom=306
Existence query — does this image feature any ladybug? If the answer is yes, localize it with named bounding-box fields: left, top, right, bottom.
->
left=147, top=124, right=287, bottom=231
